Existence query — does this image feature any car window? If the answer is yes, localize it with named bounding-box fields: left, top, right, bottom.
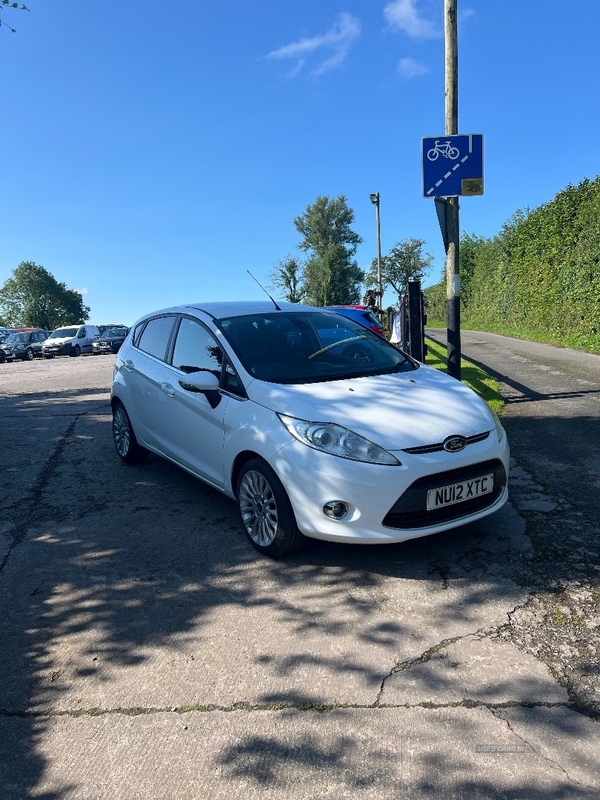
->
left=223, top=358, right=245, bottom=398
left=171, top=317, right=223, bottom=378
left=137, top=316, right=176, bottom=361
left=362, top=310, right=382, bottom=327
left=131, top=322, right=145, bottom=347
left=219, top=311, right=416, bottom=384
left=50, top=328, right=78, bottom=338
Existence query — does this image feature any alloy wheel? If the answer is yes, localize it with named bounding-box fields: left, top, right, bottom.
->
left=238, top=469, right=278, bottom=547
left=113, top=406, right=131, bottom=458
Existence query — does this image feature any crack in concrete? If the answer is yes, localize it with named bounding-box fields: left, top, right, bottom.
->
left=490, top=708, right=595, bottom=791
left=0, top=699, right=578, bottom=719
left=0, top=401, right=107, bottom=573
left=375, top=631, right=478, bottom=707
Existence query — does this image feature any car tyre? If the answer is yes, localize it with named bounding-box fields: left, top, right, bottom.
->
left=24, top=347, right=34, bottom=361
left=237, top=458, right=305, bottom=558
left=71, top=344, right=81, bottom=357
left=112, top=401, right=149, bottom=465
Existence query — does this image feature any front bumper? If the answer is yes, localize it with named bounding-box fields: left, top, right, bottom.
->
left=1, top=348, right=27, bottom=360
left=271, top=433, right=510, bottom=545
left=42, top=344, right=71, bottom=356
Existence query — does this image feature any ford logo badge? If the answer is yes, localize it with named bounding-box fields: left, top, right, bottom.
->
left=443, top=435, right=467, bottom=452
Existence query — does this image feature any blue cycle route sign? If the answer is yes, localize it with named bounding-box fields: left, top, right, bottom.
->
left=421, top=134, right=483, bottom=198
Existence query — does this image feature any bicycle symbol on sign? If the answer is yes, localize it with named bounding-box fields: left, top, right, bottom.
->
left=426, top=140, right=460, bottom=161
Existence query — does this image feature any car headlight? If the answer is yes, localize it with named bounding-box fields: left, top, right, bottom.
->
left=491, top=410, right=505, bottom=443
left=278, top=414, right=401, bottom=465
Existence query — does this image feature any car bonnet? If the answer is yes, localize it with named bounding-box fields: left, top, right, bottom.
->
left=246, top=365, right=494, bottom=451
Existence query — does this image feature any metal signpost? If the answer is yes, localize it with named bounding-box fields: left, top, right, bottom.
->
left=421, top=133, right=483, bottom=380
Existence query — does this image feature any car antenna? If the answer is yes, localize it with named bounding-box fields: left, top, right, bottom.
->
left=247, top=270, right=281, bottom=311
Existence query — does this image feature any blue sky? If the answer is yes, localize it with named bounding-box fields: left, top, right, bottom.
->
left=1, top=0, right=599, bottom=325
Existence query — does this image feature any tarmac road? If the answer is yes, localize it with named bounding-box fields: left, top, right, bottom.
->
left=0, top=345, right=599, bottom=799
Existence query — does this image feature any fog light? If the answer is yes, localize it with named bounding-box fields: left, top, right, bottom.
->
left=323, top=501, right=348, bottom=520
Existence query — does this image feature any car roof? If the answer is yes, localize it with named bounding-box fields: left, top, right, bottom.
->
left=137, top=300, right=322, bottom=322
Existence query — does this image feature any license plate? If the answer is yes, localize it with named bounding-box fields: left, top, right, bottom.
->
left=427, top=473, right=494, bottom=511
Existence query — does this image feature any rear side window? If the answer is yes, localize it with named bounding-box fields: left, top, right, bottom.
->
left=137, top=316, right=176, bottom=362
left=131, top=322, right=145, bottom=347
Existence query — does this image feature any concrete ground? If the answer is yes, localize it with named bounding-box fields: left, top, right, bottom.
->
left=0, top=340, right=598, bottom=799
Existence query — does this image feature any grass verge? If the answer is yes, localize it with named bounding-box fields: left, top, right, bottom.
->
left=425, top=336, right=504, bottom=414
left=426, top=320, right=599, bottom=355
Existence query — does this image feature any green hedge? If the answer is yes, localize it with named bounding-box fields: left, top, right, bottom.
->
left=425, top=176, right=600, bottom=352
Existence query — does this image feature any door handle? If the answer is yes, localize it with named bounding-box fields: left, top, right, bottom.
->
left=160, top=382, right=175, bottom=396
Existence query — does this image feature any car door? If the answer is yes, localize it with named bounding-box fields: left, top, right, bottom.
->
left=77, top=326, right=92, bottom=352
left=33, top=331, right=46, bottom=355
left=124, top=315, right=178, bottom=447
left=151, top=316, right=231, bottom=489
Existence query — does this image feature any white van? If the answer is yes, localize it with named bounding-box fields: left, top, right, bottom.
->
left=42, top=324, right=100, bottom=358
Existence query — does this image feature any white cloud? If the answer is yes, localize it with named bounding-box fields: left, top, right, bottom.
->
left=76, top=287, right=89, bottom=295
left=266, top=13, right=361, bottom=76
left=397, top=57, right=430, bottom=79
left=384, top=0, right=440, bottom=39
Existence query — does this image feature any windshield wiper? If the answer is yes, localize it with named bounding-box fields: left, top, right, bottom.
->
left=308, top=334, right=368, bottom=360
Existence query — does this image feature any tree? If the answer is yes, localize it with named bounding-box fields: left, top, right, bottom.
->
left=0, top=261, right=90, bottom=328
left=293, top=195, right=364, bottom=306
left=267, top=256, right=306, bottom=303
left=0, top=1, right=30, bottom=34
left=365, top=238, right=434, bottom=306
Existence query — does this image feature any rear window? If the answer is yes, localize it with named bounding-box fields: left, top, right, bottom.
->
left=362, top=310, right=382, bottom=327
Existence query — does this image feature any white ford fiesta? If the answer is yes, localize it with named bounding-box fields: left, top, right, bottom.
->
left=111, top=301, right=509, bottom=558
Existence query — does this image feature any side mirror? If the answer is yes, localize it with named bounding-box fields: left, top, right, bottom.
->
left=178, top=370, right=221, bottom=408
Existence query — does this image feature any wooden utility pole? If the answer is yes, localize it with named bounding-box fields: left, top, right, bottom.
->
left=445, top=0, right=461, bottom=380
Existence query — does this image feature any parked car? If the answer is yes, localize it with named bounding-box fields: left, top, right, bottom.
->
left=98, top=324, right=127, bottom=337
left=111, top=301, right=509, bottom=559
left=92, top=326, right=130, bottom=355
left=0, top=329, right=48, bottom=362
left=324, top=305, right=384, bottom=336
left=41, top=324, right=100, bottom=358
left=0, top=327, right=13, bottom=344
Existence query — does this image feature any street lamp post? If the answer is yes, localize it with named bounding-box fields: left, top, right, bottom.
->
left=369, top=193, right=382, bottom=315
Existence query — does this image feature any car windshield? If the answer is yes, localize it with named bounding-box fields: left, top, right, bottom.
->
left=48, top=328, right=78, bottom=339
left=218, top=311, right=417, bottom=384
left=4, top=333, right=28, bottom=343
left=104, top=328, right=128, bottom=337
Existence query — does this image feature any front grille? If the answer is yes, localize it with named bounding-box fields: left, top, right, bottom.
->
left=403, top=430, right=490, bottom=455
left=382, top=459, right=506, bottom=529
